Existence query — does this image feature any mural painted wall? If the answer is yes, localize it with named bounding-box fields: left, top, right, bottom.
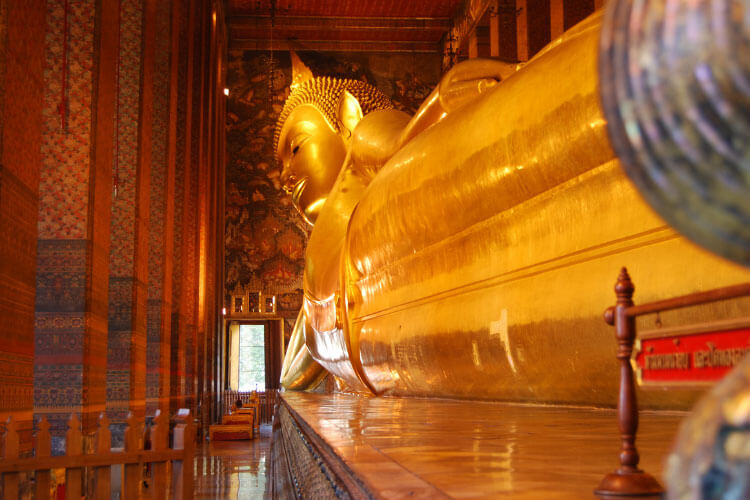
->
left=225, top=50, right=441, bottom=318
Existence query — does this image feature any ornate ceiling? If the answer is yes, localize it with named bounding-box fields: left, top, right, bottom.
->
left=226, top=1, right=600, bottom=66
left=227, top=0, right=463, bottom=53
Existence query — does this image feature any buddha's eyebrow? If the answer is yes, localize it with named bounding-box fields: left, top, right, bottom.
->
left=289, top=121, right=317, bottom=135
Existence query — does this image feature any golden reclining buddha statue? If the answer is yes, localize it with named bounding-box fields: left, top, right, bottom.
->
left=276, top=2, right=750, bottom=409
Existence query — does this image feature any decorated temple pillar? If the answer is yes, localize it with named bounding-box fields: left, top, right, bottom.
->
left=161, top=0, right=183, bottom=418
left=0, top=0, right=46, bottom=449
left=183, top=0, right=206, bottom=418
left=105, top=0, right=154, bottom=436
left=213, top=7, right=227, bottom=421
left=203, top=0, right=227, bottom=427
left=189, top=0, right=227, bottom=429
left=196, top=0, right=212, bottom=427
left=0, top=0, right=222, bottom=447
left=34, top=0, right=118, bottom=442
left=145, top=0, right=176, bottom=418
left=170, top=0, right=193, bottom=416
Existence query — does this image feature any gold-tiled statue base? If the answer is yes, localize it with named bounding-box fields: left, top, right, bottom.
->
left=271, top=392, right=685, bottom=499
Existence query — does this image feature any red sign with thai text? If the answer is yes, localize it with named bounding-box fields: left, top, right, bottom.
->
left=633, top=320, right=750, bottom=387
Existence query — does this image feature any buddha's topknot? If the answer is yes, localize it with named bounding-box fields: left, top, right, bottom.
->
left=274, top=76, right=393, bottom=153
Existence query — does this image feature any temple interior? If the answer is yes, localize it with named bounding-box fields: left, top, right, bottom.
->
left=1, top=0, right=749, bottom=499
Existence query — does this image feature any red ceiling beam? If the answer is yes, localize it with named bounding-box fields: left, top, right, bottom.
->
left=228, top=38, right=441, bottom=53
left=227, top=15, right=451, bottom=32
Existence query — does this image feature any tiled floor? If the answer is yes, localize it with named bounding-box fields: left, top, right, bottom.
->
left=282, top=392, right=686, bottom=499
left=194, top=425, right=272, bottom=499
left=193, top=394, right=686, bottom=499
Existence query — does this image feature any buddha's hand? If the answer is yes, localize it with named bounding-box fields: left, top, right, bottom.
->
left=438, top=58, right=519, bottom=113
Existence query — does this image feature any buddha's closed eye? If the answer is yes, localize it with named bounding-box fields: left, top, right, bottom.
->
left=290, top=134, right=310, bottom=156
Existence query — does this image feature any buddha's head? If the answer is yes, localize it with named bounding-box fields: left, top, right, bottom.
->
left=274, top=53, right=393, bottom=225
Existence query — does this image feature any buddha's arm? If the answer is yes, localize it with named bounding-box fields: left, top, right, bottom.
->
left=348, top=60, right=518, bottom=175
left=395, top=59, right=517, bottom=150
left=395, top=19, right=604, bottom=153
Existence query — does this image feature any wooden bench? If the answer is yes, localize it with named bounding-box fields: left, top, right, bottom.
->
left=222, top=411, right=254, bottom=426
left=208, top=424, right=254, bottom=441
left=208, top=406, right=258, bottom=441
left=221, top=390, right=277, bottom=427
left=236, top=406, right=259, bottom=432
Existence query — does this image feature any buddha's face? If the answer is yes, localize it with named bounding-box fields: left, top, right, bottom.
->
left=277, top=104, right=347, bottom=226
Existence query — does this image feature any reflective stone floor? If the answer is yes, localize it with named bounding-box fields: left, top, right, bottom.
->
left=283, top=392, right=687, bottom=499
left=191, top=394, right=686, bottom=499
left=194, top=424, right=272, bottom=499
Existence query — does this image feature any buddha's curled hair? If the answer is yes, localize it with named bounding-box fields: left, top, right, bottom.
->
left=273, top=76, right=393, bottom=153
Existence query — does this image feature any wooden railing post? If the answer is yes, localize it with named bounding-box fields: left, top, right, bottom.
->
left=34, top=417, right=52, bottom=499
left=94, top=413, right=111, bottom=499
left=172, top=409, right=195, bottom=500
left=150, top=410, right=168, bottom=499
left=0, top=409, right=194, bottom=499
left=65, top=414, right=83, bottom=500
left=2, top=416, right=19, bottom=500
left=123, top=412, right=144, bottom=498
left=595, top=268, right=663, bottom=497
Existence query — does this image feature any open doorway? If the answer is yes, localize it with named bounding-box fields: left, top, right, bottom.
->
left=224, top=319, right=284, bottom=424
left=226, top=319, right=284, bottom=393
left=238, top=324, right=266, bottom=392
